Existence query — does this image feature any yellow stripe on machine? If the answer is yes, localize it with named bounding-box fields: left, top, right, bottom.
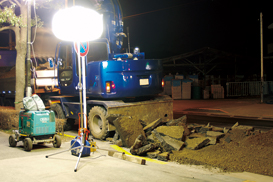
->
left=111, top=145, right=167, bottom=165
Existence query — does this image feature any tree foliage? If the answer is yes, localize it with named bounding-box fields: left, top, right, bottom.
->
left=0, top=0, right=63, bottom=110
left=0, top=0, right=63, bottom=28
left=0, top=5, right=23, bottom=27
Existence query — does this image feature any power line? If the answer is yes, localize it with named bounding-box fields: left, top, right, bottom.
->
left=123, top=0, right=207, bottom=20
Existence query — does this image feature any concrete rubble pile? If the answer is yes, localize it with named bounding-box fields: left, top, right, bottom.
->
left=109, top=115, right=259, bottom=162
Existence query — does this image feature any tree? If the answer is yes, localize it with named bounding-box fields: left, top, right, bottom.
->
left=0, top=0, right=62, bottom=110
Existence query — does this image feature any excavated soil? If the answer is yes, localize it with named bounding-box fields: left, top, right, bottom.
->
left=170, top=129, right=273, bottom=176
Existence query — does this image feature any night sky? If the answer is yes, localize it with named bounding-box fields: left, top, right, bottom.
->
left=36, top=0, right=273, bottom=59
left=118, top=0, right=273, bottom=59
left=2, top=0, right=273, bottom=60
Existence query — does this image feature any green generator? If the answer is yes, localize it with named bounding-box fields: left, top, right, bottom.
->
left=19, top=110, right=56, bottom=136
left=9, top=95, right=61, bottom=151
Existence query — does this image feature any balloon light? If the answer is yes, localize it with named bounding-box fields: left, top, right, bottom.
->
left=52, top=6, right=103, bottom=42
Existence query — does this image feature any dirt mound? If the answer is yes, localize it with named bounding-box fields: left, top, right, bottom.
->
left=241, top=129, right=273, bottom=146
left=170, top=129, right=273, bottom=176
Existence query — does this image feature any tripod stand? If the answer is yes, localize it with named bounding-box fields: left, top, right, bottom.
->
left=46, top=42, right=101, bottom=172
left=46, top=128, right=95, bottom=172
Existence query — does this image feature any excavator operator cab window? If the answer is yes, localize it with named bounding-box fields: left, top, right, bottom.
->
left=75, top=42, right=108, bottom=76
left=87, top=42, right=108, bottom=63
left=58, top=44, right=73, bottom=87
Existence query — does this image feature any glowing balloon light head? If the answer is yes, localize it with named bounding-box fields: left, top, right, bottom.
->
left=52, top=6, right=103, bottom=42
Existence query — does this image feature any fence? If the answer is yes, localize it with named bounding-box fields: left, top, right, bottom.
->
left=226, top=81, right=273, bottom=97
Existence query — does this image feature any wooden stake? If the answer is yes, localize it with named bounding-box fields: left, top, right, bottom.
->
left=108, top=151, right=146, bottom=165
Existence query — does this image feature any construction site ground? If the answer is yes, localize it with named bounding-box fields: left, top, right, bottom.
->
left=1, top=96, right=273, bottom=181
left=0, top=130, right=272, bottom=182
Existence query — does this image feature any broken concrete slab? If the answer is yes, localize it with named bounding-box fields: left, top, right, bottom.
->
left=223, top=127, right=230, bottom=134
left=157, top=152, right=170, bottom=161
left=212, top=126, right=224, bottom=132
left=188, top=123, right=205, bottom=128
left=155, top=126, right=184, bottom=140
left=206, top=131, right=225, bottom=139
left=147, top=134, right=155, bottom=143
left=151, top=130, right=165, bottom=146
left=130, top=134, right=147, bottom=153
left=232, top=125, right=254, bottom=131
left=113, top=116, right=146, bottom=148
left=231, top=122, right=239, bottom=129
left=143, top=118, right=162, bottom=135
left=166, top=115, right=187, bottom=126
left=187, top=132, right=217, bottom=145
left=161, top=135, right=184, bottom=151
left=131, top=143, right=159, bottom=156
left=147, top=150, right=161, bottom=158
left=186, top=137, right=210, bottom=150
left=225, top=136, right=231, bottom=143
left=207, top=136, right=217, bottom=145
left=166, top=116, right=191, bottom=137
left=198, top=127, right=212, bottom=134
left=139, top=119, right=147, bottom=128
left=250, top=130, right=261, bottom=136
left=152, top=130, right=184, bottom=152
left=130, top=137, right=142, bottom=151
left=188, top=133, right=206, bottom=138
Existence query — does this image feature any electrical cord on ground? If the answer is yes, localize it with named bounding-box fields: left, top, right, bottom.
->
left=88, top=150, right=107, bottom=160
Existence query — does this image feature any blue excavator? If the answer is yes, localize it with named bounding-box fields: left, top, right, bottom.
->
left=2, top=0, right=173, bottom=140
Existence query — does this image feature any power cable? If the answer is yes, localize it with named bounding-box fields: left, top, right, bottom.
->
left=123, top=0, right=206, bottom=20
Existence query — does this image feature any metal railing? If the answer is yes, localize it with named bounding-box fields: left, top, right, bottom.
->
left=226, top=81, right=273, bottom=97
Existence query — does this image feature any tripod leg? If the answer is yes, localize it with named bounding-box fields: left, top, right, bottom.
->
left=74, top=144, right=84, bottom=172
left=46, top=138, right=79, bottom=158
left=46, top=146, right=82, bottom=158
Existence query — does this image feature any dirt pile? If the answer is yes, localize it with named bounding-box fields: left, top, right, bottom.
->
left=170, top=126, right=273, bottom=177
left=0, top=106, right=18, bottom=129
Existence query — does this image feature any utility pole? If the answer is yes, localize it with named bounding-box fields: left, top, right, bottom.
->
left=260, top=12, right=264, bottom=103
left=26, top=0, right=32, bottom=97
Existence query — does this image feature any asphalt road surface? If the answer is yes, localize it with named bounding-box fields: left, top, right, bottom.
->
left=174, top=113, right=273, bottom=132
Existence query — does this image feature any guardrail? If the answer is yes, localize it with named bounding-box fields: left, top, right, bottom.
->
left=226, top=81, right=273, bottom=97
